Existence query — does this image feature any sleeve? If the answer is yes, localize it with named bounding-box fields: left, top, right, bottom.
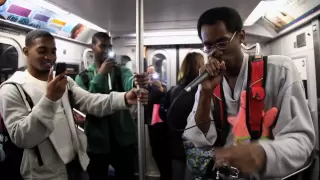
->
left=182, top=84, right=218, bottom=147
left=89, top=73, right=107, bottom=93
left=158, top=87, right=171, bottom=122
left=120, top=66, right=134, bottom=91
left=258, top=81, right=315, bottom=178
left=68, top=77, right=129, bottom=117
left=75, top=72, right=107, bottom=93
left=75, top=74, right=88, bottom=91
left=0, top=84, right=60, bottom=148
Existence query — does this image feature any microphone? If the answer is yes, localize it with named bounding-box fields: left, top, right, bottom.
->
left=184, top=72, right=209, bottom=92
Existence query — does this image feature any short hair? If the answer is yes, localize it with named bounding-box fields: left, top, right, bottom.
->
left=25, top=30, right=54, bottom=47
left=121, top=55, right=131, bottom=62
left=92, top=32, right=111, bottom=44
left=197, top=7, right=243, bottom=39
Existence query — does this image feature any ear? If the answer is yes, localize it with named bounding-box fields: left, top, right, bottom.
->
left=239, top=30, right=245, bottom=44
left=22, top=47, right=28, bottom=56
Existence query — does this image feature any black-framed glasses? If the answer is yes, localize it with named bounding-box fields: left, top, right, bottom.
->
left=201, top=32, right=237, bottom=54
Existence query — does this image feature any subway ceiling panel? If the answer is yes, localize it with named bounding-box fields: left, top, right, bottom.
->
left=47, top=0, right=260, bottom=36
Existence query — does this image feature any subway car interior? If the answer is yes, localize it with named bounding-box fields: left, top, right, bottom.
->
left=0, top=0, right=319, bottom=179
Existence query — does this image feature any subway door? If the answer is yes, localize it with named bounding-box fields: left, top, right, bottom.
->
left=146, top=47, right=176, bottom=88
left=143, top=47, right=176, bottom=178
left=0, top=36, right=24, bottom=83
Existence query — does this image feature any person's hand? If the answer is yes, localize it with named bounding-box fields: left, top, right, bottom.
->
left=133, top=72, right=149, bottom=88
left=98, top=60, right=116, bottom=74
left=214, top=143, right=266, bottom=174
left=125, top=88, right=148, bottom=105
left=46, top=68, right=68, bottom=102
left=200, top=56, right=226, bottom=93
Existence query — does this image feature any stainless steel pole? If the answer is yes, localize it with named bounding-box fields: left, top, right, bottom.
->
left=136, top=0, right=145, bottom=179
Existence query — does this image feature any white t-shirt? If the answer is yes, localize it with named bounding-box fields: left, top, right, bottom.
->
left=25, top=71, right=76, bottom=164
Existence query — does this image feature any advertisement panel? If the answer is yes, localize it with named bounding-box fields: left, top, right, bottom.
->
left=264, top=0, right=320, bottom=32
left=0, top=0, right=89, bottom=40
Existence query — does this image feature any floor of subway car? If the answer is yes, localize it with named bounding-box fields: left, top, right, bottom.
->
left=107, top=165, right=160, bottom=180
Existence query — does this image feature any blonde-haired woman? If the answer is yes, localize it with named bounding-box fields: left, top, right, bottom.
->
left=159, top=52, right=205, bottom=180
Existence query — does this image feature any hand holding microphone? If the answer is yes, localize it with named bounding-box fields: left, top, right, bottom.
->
left=201, top=57, right=226, bottom=93
left=184, top=56, right=226, bottom=93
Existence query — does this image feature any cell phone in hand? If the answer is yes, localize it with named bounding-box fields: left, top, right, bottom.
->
left=103, top=52, right=116, bottom=61
left=55, top=62, right=66, bottom=76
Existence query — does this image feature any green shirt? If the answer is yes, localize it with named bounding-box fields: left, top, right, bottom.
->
left=75, top=64, right=137, bottom=154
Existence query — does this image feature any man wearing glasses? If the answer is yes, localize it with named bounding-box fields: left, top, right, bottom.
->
left=183, top=7, right=315, bottom=179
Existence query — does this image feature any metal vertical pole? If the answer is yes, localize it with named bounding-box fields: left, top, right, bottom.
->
left=136, top=0, right=145, bottom=179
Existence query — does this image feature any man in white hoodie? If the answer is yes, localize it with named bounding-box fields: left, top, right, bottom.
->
left=0, top=30, right=148, bottom=180
left=183, top=7, right=316, bottom=179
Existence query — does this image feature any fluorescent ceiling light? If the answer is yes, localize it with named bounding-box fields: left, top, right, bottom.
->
left=125, top=30, right=198, bottom=37
left=244, top=0, right=281, bottom=26
left=25, top=0, right=69, bottom=15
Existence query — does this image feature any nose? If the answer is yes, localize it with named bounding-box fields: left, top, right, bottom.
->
left=44, top=53, right=56, bottom=60
left=208, top=48, right=223, bottom=59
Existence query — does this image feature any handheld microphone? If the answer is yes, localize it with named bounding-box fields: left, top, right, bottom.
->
left=184, top=51, right=224, bottom=93
left=184, top=72, right=209, bottom=92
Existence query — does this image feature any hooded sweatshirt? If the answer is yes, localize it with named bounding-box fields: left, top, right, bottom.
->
left=0, top=70, right=131, bottom=180
left=75, top=64, right=137, bottom=154
left=183, top=53, right=316, bottom=179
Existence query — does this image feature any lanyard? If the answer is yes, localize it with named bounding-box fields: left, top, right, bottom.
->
left=94, top=70, right=112, bottom=91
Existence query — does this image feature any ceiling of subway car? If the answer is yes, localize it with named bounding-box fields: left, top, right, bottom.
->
left=47, top=0, right=261, bottom=37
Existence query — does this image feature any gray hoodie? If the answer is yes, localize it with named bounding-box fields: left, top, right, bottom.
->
left=0, top=71, right=133, bottom=180
left=183, top=53, right=316, bottom=179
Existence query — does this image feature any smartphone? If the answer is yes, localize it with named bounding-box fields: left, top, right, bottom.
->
left=55, top=62, right=66, bottom=76
left=103, top=52, right=116, bottom=61
left=151, top=72, right=160, bottom=81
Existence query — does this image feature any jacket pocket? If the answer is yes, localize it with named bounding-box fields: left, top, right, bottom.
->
left=21, top=144, right=66, bottom=180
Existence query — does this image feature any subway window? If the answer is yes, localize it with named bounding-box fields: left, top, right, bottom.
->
left=0, top=43, right=18, bottom=83
left=152, top=53, right=167, bottom=85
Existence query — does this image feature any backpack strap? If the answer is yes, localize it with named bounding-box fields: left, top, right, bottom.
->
left=159, top=86, right=174, bottom=122
left=213, top=82, right=229, bottom=147
left=4, top=83, right=43, bottom=166
left=212, top=55, right=268, bottom=146
left=246, top=55, right=268, bottom=140
left=0, top=114, right=5, bottom=134
left=79, top=70, right=90, bottom=89
left=112, top=66, right=124, bottom=92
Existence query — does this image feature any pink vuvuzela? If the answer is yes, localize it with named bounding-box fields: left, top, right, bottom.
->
left=261, top=107, right=278, bottom=138
left=227, top=91, right=251, bottom=145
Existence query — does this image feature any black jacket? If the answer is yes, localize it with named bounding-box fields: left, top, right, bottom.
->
left=159, top=83, right=197, bottom=161
left=144, top=83, right=166, bottom=125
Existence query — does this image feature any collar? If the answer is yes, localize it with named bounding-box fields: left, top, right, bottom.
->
left=222, top=52, right=249, bottom=101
